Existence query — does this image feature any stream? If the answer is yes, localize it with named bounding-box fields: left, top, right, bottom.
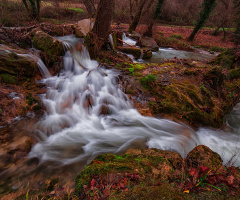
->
left=122, top=35, right=217, bottom=63
left=27, top=36, right=240, bottom=168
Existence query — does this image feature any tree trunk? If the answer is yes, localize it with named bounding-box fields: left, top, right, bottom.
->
left=22, top=0, right=29, bottom=12
left=128, top=0, right=148, bottom=33
left=82, top=0, right=96, bottom=18
left=154, top=0, right=165, bottom=19
left=92, top=0, right=115, bottom=41
left=188, top=0, right=216, bottom=41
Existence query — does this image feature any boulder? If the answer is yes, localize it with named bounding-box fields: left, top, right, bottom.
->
left=142, top=49, right=152, bottom=60
left=117, top=46, right=141, bottom=59
left=0, top=44, right=38, bottom=78
left=137, top=37, right=159, bottom=52
left=75, top=18, right=95, bottom=37
left=186, top=145, right=223, bottom=169
left=30, top=27, right=64, bottom=65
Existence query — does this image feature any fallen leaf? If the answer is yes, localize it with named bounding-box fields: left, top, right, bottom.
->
left=183, top=189, right=189, bottom=193
left=226, top=175, right=235, bottom=185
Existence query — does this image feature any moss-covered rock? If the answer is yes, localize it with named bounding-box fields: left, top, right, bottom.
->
left=142, top=49, right=152, bottom=60
left=75, top=149, right=176, bottom=198
left=0, top=48, right=38, bottom=78
left=186, top=145, right=223, bottom=169
left=117, top=46, right=141, bottom=59
left=212, top=48, right=239, bottom=69
left=30, top=27, right=64, bottom=65
left=227, top=68, right=240, bottom=80
left=137, top=37, right=159, bottom=52
left=112, top=185, right=185, bottom=200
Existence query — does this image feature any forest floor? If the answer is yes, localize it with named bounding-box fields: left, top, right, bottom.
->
left=0, top=15, right=240, bottom=199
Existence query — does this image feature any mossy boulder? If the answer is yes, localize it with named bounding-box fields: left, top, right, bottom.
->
left=142, top=49, right=152, bottom=60
left=117, top=46, right=141, bottom=59
left=75, top=149, right=177, bottom=198
left=112, top=185, right=184, bottom=200
left=186, top=145, right=223, bottom=169
left=137, top=37, right=159, bottom=52
left=30, top=27, right=64, bottom=65
left=0, top=47, right=38, bottom=78
left=227, top=68, right=240, bottom=80
left=212, top=48, right=239, bottom=69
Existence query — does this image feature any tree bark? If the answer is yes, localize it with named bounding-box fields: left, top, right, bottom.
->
left=188, top=0, right=216, bottom=41
left=92, top=0, right=115, bottom=41
left=82, top=0, right=96, bottom=18
left=128, top=0, right=148, bottom=33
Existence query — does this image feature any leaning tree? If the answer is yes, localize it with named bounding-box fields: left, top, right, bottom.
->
left=188, top=0, right=217, bottom=41
left=22, top=0, right=41, bottom=20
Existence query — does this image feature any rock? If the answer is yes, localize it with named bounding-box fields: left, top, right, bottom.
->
left=142, top=49, right=152, bottom=60
left=75, top=18, right=95, bottom=37
left=0, top=45, right=38, bottom=78
left=186, top=145, right=223, bottom=169
left=99, top=105, right=111, bottom=115
left=137, top=37, right=159, bottom=52
left=10, top=136, right=32, bottom=152
left=129, top=32, right=141, bottom=41
left=117, top=46, right=141, bottom=59
left=30, top=27, right=64, bottom=65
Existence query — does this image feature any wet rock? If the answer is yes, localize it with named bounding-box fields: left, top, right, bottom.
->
left=186, top=145, right=223, bottom=169
left=142, top=49, right=152, bottom=60
left=30, top=27, right=64, bottom=65
left=129, top=32, right=141, bottom=41
left=117, top=46, right=141, bottom=59
left=137, top=37, right=159, bottom=52
left=0, top=45, right=38, bottom=78
left=99, top=105, right=111, bottom=115
left=10, top=136, right=32, bottom=152
left=75, top=18, right=95, bottom=37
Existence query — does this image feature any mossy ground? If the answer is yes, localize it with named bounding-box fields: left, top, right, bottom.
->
left=75, top=148, right=240, bottom=200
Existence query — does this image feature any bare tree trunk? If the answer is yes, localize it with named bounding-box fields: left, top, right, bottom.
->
left=92, top=0, right=115, bottom=41
left=128, top=0, right=148, bottom=33
left=22, top=0, right=29, bottom=12
left=82, top=0, right=96, bottom=18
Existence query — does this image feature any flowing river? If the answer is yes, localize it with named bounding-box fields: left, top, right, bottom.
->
left=26, top=36, right=240, bottom=168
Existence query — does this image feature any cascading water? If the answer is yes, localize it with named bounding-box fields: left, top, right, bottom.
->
left=29, top=36, right=240, bottom=167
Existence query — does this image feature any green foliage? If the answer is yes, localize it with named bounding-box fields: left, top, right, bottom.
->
left=227, top=68, right=240, bottom=80
left=68, top=8, right=83, bottom=13
left=170, top=34, right=183, bottom=39
left=188, top=0, right=217, bottom=41
left=140, top=74, right=156, bottom=89
left=0, top=74, right=16, bottom=84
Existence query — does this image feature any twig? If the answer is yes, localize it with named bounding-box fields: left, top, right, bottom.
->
left=117, top=38, right=134, bottom=47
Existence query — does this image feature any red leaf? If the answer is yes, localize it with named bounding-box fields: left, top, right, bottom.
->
left=119, top=182, right=125, bottom=189
left=200, top=166, right=208, bottom=172
left=91, top=179, right=96, bottom=187
left=189, top=168, right=197, bottom=176
left=103, top=188, right=109, bottom=195
left=226, top=175, right=235, bottom=186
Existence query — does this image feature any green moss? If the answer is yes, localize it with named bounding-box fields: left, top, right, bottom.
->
left=227, top=68, right=240, bottom=80
left=212, top=49, right=236, bottom=69
left=140, top=74, right=156, bottom=89
left=0, top=73, right=16, bottom=84
left=170, top=34, right=183, bottom=39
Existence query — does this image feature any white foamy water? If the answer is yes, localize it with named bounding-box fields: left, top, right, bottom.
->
left=29, top=38, right=240, bottom=167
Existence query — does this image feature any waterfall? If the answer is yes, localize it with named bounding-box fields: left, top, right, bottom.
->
left=29, top=37, right=240, bottom=167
